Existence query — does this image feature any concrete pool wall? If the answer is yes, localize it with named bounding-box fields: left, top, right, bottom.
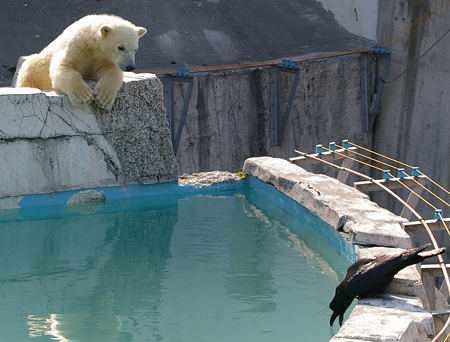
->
left=243, top=157, right=435, bottom=342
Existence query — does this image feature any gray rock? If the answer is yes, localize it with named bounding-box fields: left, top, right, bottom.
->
left=95, top=73, right=179, bottom=184
left=178, top=171, right=242, bottom=188
left=0, top=71, right=178, bottom=199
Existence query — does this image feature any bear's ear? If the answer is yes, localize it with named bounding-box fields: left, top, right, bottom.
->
left=137, top=27, right=147, bottom=38
left=100, top=25, right=112, bottom=36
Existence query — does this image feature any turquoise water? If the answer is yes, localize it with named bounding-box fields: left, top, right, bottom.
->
left=0, top=189, right=351, bottom=342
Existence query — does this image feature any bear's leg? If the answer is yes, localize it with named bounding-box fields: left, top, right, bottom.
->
left=54, top=72, right=94, bottom=107
left=93, top=67, right=124, bottom=110
left=16, top=54, right=52, bottom=90
left=50, top=58, right=94, bottom=107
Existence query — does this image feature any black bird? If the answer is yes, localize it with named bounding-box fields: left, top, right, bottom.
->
left=329, top=243, right=446, bottom=327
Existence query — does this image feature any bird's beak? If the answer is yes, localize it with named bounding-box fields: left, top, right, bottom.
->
left=330, top=312, right=338, bottom=326
left=330, top=312, right=344, bottom=327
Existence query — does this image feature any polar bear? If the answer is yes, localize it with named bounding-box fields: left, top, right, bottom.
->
left=16, top=14, right=147, bottom=110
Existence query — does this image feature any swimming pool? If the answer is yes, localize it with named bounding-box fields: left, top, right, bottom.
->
left=0, top=186, right=353, bottom=342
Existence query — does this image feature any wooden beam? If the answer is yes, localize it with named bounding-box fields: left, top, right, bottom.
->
left=337, top=157, right=354, bottom=184
left=139, top=46, right=372, bottom=75
left=354, top=175, right=427, bottom=193
left=289, top=147, right=357, bottom=166
left=422, top=264, right=450, bottom=277
left=422, top=264, right=450, bottom=311
left=400, top=184, right=425, bottom=220
left=403, top=218, right=450, bottom=234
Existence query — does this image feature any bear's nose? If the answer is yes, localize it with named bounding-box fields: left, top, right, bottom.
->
left=126, top=65, right=135, bottom=71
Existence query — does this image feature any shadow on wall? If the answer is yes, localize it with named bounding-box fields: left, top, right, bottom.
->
left=0, top=0, right=372, bottom=87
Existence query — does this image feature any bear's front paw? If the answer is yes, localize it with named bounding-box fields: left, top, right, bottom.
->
left=94, top=88, right=117, bottom=111
left=67, top=86, right=94, bottom=107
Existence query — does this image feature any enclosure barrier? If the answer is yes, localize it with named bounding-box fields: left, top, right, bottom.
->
left=141, top=46, right=379, bottom=154
left=290, top=140, right=450, bottom=342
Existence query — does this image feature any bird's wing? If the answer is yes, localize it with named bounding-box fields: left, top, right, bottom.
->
left=344, top=254, right=402, bottom=297
left=340, top=244, right=445, bottom=300
left=339, top=257, right=377, bottom=297
left=345, top=257, right=376, bottom=276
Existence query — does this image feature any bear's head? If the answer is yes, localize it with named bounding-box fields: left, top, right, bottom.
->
left=99, top=23, right=147, bottom=72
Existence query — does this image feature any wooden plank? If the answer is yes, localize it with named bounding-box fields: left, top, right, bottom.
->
left=440, top=281, right=450, bottom=302
left=140, top=46, right=372, bottom=76
left=355, top=176, right=426, bottom=220
left=354, top=175, right=427, bottom=192
left=421, top=265, right=450, bottom=311
left=422, top=264, right=450, bottom=269
left=337, top=157, right=354, bottom=184
left=290, top=147, right=357, bottom=166
left=400, top=185, right=424, bottom=220
left=403, top=218, right=450, bottom=233
left=423, top=270, right=437, bottom=311
left=422, top=264, right=450, bottom=278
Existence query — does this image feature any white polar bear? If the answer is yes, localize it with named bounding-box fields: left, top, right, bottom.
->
left=16, top=14, right=147, bottom=110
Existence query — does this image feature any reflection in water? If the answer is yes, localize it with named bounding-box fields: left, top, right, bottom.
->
left=27, top=315, right=53, bottom=339
left=0, top=197, right=177, bottom=342
left=0, top=191, right=349, bottom=342
left=242, top=196, right=342, bottom=282
left=226, top=199, right=277, bottom=313
left=27, top=314, right=122, bottom=341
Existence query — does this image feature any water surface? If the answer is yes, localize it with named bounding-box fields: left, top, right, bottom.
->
left=0, top=189, right=350, bottom=341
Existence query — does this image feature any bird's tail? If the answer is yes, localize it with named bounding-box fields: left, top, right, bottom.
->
left=418, top=246, right=446, bottom=260
left=407, top=243, right=446, bottom=265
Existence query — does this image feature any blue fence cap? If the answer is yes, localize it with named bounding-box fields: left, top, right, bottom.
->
left=435, top=209, right=444, bottom=221
left=342, top=140, right=351, bottom=148
left=383, top=170, right=393, bottom=180
left=397, top=168, right=408, bottom=179
left=316, top=144, right=324, bottom=155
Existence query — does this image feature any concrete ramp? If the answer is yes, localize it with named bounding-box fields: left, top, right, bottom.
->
left=0, top=0, right=372, bottom=86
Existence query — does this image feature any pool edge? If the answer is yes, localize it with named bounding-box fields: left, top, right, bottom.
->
left=0, top=158, right=436, bottom=341
left=243, top=156, right=434, bottom=342
left=0, top=173, right=246, bottom=211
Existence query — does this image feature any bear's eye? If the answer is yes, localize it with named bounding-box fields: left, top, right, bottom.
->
left=118, top=46, right=125, bottom=51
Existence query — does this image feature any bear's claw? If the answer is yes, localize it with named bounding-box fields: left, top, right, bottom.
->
left=94, top=89, right=116, bottom=110
left=68, top=87, right=94, bottom=107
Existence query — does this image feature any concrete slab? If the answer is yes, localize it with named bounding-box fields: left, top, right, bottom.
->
left=0, top=88, right=101, bottom=140
left=0, top=0, right=373, bottom=86
left=243, top=156, right=412, bottom=249
left=332, top=295, right=434, bottom=342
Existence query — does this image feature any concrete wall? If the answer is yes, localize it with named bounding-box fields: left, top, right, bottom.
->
left=372, top=1, right=450, bottom=219
left=318, top=0, right=450, bottom=228
left=0, top=73, right=178, bottom=200
left=170, top=55, right=372, bottom=176
left=318, top=0, right=379, bottom=41
left=166, top=0, right=450, bottom=257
